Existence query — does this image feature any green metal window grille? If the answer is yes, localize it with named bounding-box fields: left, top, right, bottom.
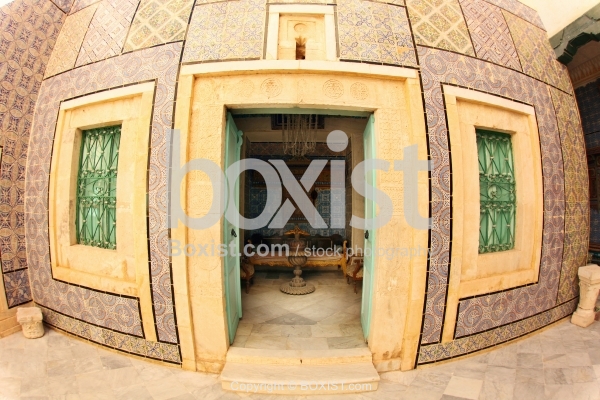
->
left=76, top=125, right=121, bottom=249
left=477, top=130, right=516, bottom=254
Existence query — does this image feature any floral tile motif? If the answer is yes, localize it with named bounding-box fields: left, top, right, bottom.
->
left=417, top=46, right=569, bottom=343
left=70, top=0, right=101, bottom=14
left=51, top=0, right=75, bottom=14
left=75, top=0, right=139, bottom=67
left=483, top=0, right=544, bottom=30
left=552, top=87, right=589, bottom=304
left=26, top=43, right=182, bottom=343
left=406, top=0, right=475, bottom=56
left=503, top=10, right=568, bottom=92
left=40, top=306, right=181, bottom=363
left=459, top=0, right=520, bottom=70
left=44, top=4, right=98, bottom=78
left=418, top=298, right=578, bottom=364
left=0, top=0, right=65, bottom=305
left=182, top=0, right=266, bottom=63
left=337, top=0, right=417, bottom=66
left=123, top=0, right=195, bottom=52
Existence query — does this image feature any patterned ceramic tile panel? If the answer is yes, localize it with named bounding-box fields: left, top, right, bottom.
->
left=44, top=4, right=98, bottom=78
left=417, top=46, right=566, bottom=343
left=26, top=43, right=182, bottom=343
left=418, top=298, right=578, bottom=364
left=0, top=0, right=65, bottom=306
left=503, top=10, right=570, bottom=93
left=51, top=0, right=75, bottom=13
left=70, top=0, right=102, bottom=14
left=337, top=0, right=417, bottom=66
left=75, top=0, right=139, bottom=67
left=552, top=87, right=590, bottom=304
left=123, top=0, right=194, bottom=52
left=41, top=306, right=181, bottom=363
left=459, top=0, right=520, bottom=70
left=406, top=0, right=475, bottom=56
left=182, top=0, right=266, bottom=63
left=483, top=0, right=544, bottom=30
left=575, top=78, right=600, bottom=137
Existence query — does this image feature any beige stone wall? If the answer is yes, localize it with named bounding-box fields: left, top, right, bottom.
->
left=172, top=61, right=428, bottom=372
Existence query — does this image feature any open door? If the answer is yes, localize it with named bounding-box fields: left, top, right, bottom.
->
left=224, top=112, right=243, bottom=344
left=361, top=115, right=375, bottom=341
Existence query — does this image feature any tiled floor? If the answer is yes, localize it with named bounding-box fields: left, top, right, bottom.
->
left=5, top=317, right=600, bottom=398
left=233, top=268, right=367, bottom=350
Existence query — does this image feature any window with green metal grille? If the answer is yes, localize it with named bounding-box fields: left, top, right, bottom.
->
left=76, top=125, right=121, bottom=249
left=477, top=130, right=516, bottom=254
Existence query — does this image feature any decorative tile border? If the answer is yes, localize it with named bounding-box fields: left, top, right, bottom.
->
left=459, top=0, right=521, bottom=70
left=51, top=0, right=75, bottom=14
left=70, top=0, right=102, bottom=14
left=41, top=305, right=181, bottom=364
left=44, top=4, right=98, bottom=78
left=75, top=0, right=139, bottom=67
left=182, top=0, right=266, bottom=63
left=26, top=43, right=182, bottom=342
left=124, top=0, right=195, bottom=52
left=406, top=0, right=475, bottom=57
left=483, top=0, right=544, bottom=30
left=418, top=298, right=578, bottom=364
left=337, top=0, right=417, bottom=66
left=0, top=0, right=65, bottom=306
left=417, top=46, right=566, bottom=344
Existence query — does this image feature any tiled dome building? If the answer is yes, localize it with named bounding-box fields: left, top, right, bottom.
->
left=0, top=0, right=589, bottom=384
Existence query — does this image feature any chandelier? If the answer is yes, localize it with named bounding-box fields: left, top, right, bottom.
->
left=281, top=114, right=317, bottom=158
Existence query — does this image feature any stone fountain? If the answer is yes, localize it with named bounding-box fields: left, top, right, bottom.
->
left=280, top=225, right=315, bottom=295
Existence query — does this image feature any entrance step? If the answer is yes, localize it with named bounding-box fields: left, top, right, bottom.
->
left=221, top=348, right=379, bottom=394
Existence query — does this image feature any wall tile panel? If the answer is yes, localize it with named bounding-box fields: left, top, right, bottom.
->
left=483, top=0, right=544, bottom=30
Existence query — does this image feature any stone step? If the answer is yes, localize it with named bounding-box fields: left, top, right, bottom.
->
left=0, top=308, right=20, bottom=338
left=222, top=343, right=380, bottom=394
left=226, top=347, right=373, bottom=366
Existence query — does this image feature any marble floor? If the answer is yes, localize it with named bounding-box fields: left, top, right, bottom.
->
left=233, top=268, right=367, bottom=350
left=4, top=319, right=600, bottom=398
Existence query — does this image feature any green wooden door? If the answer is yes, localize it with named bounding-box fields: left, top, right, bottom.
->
left=361, top=115, right=375, bottom=341
left=224, top=112, right=243, bottom=344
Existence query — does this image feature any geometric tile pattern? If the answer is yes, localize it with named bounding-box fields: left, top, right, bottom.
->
left=75, top=0, right=139, bottom=67
left=51, top=0, right=75, bottom=14
left=574, top=79, right=600, bottom=136
left=182, top=0, right=266, bottom=63
left=337, top=0, right=417, bottom=66
left=418, top=46, right=566, bottom=343
left=483, top=0, right=545, bottom=30
left=41, top=306, right=182, bottom=363
left=459, top=0, right=521, bottom=70
left=26, top=43, right=183, bottom=343
left=406, top=0, right=475, bottom=56
left=44, top=4, right=98, bottom=78
left=503, top=10, right=568, bottom=92
left=0, top=0, right=65, bottom=306
left=551, top=87, right=590, bottom=304
left=123, top=0, right=194, bottom=52
left=70, top=0, right=101, bottom=14
left=418, top=297, right=578, bottom=364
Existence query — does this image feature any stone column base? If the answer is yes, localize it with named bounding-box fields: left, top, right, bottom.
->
left=16, top=306, right=44, bottom=339
left=571, top=264, right=600, bottom=328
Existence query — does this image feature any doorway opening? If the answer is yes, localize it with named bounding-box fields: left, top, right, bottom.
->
left=224, top=110, right=375, bottom=351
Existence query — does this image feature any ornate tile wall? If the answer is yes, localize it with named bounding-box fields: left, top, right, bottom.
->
left=26, top=43, right=183, bottom=345
left=503, top=10, right=569, bottom=93
left=44, top=4, right=98, bottom=78
left=41, top=306, right=181, bottom=363
left=406, top=0, right=475, bottom=56
left=182, top=0, right=266, bottom=63
left=337, top=0, right=417, bottom=66
left=551, top=87, right=590, bottom=304
left=0, top=0, right=65, bottom=307
left=75, top=0, right=139, bottom=67
left=123, top=0, right=195, bottom=52
left=51, top=0, right=75, bottom=14
left=70, top=0, right=101, bottom=14
left=417, top=46, right=565, bottom=345
left=482, top=0, right=544, bottom=30
left=418, top=298, right=578, bottom=364
left=575, top=78, right=600, bottom=137
left=459, top=0, right=521, bottom=70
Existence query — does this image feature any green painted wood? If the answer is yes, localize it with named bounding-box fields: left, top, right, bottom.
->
left=361, top=115, right=375, bottom=341
left=224, top=112, right=243, bottom=345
